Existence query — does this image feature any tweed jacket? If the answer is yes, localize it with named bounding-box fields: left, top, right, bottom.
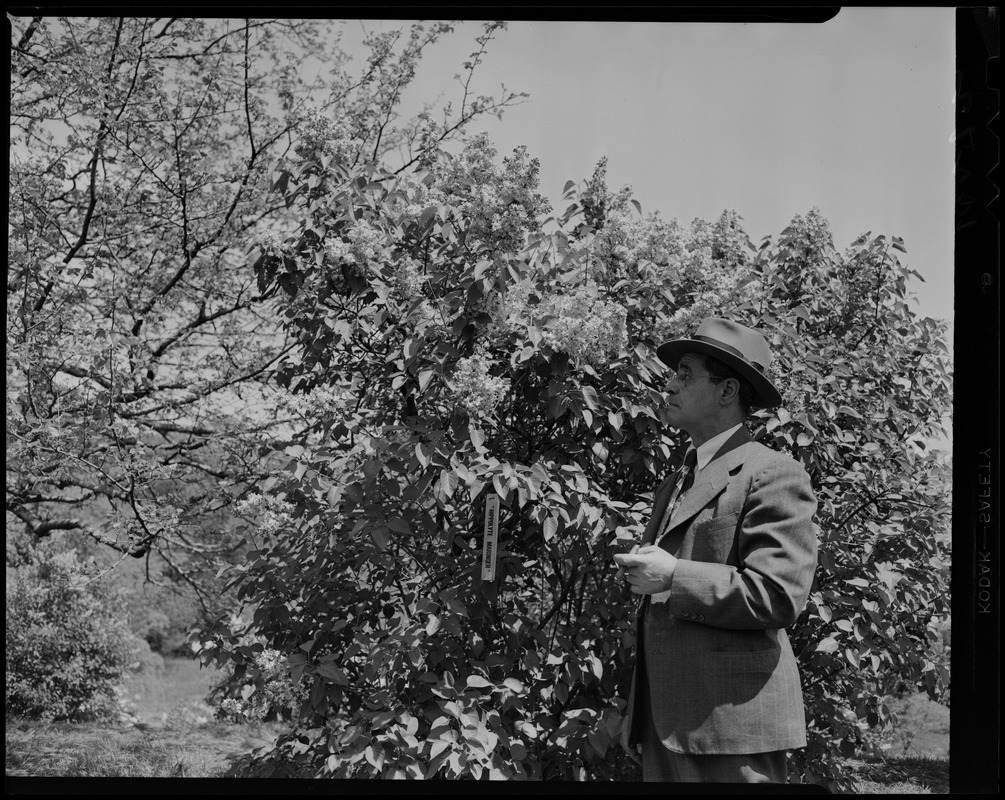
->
left=622, top=426, right=819, bottom=755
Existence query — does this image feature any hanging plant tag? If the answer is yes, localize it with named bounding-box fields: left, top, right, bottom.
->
left=481, top=494, right=500, bottom=581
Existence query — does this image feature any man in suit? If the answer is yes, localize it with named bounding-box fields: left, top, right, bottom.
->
left=614, top=317, right=819, bottom=783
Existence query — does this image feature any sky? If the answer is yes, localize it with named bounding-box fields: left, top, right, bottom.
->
left=365, top=9, right=956, bottom=325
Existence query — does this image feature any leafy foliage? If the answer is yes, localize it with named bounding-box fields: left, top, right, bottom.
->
left=742, top=210, right=952, bottom=785
left=10, top=17, right=950, bottom=782
left=195, top=135, right=951, bottom=785
left=7, top=17, right=523, bottom=616
left=6, top=536, right=139, bottom=722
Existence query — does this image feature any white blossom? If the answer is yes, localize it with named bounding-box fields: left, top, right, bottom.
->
left=276, top=385, right=349, bottom=419
left=392, top=257, right=425, bottom=301
left=450, top=345, right=510, bottom=422
left=233, top=492, right=295, bottom=535
left=294, top=108, right=356, bottom=165
left=537, top=286, right=628, bottom=367
left=216, top=648, right=308, bottom=723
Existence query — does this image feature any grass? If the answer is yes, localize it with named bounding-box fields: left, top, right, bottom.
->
left=4, top=718, right=277, bottom=778
left=846, top=756, right=950, bottom=794
left=879, top=691, right=951, bottom=760
left=6, top=657, right=282, bottom=779
left=6, top=661, right=950, bottom=788
left=845, top=692, right=950, bottom=794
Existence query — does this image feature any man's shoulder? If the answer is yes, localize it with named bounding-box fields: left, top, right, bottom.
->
left=737, top=439, right=808, bottom=475
left=737, top=438, right=784, bottom=461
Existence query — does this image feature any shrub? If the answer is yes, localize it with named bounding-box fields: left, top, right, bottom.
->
left=6, top=537, right=137, bottom=722
left=195, top=140, right=950, bottom=785
left=130, top=607, right=173, bottom=654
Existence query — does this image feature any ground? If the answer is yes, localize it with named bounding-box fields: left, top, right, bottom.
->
left=6, top=657, right=950, bottom=788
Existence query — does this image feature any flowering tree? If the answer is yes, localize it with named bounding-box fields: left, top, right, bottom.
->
left=6, top=17, right=521, bottom=608
left=195, top=136, right=951, bottom=786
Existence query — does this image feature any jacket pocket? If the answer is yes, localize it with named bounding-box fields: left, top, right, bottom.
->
left=705, top=647, right=779, bottom=674
left=689, top=513, right=739, bottom=564
left=703, top=648, right=781, bottom=706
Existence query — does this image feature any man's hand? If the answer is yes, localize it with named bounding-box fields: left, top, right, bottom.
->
left=613, top=545, right=678, bottom=595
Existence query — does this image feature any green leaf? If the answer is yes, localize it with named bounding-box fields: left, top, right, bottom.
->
left=370, top=709, right=396, bottom=728
left=581, top=385, right=600, bottom=411
left=492, top=475, right=510, bottom=502
left=418, top=206, right=438, bottom=227
left=317, top=662, right=349, bottom=685
left=429, top=739, right=451, bottom=760
left=310, top=676, right=327, bottom=709
left=588, top=729, right=608, bottom=756
left=531, top=461, right=550, bottom=485
left=466, top=675, right=492, bottom=689
left=387, top=516, right=410, bottom=535
left=364, top=744, right=384, bottom=771
left=418, top=370, right=435, bottom=393
left=503, top=677, right=525, bottom=693
left=436, top=469, right=458, bottom=502
left=372, top=526, right=390, bottom=550
left=470, top=425, right=486, bottom=450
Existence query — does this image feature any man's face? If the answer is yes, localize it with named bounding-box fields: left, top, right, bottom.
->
left=664, top=353, right=722, bottom=436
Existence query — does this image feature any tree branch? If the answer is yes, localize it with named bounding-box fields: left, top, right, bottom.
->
left=243, top=22, right=258, bottom=161
left=11, top=507, right=150, bottom=557
left=31, top=18, right=127, bottom=315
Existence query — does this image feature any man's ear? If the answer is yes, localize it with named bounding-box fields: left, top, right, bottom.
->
left=719, top=377, right=741, bottom=405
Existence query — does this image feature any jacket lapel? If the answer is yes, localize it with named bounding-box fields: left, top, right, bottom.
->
left=664, top=426, right=752, bottom=531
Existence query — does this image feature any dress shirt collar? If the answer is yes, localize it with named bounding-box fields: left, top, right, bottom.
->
left=690, top=422, right=745, bottom=472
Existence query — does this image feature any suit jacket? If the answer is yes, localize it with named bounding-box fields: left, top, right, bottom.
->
left=621, top=426, right=819, bottom=755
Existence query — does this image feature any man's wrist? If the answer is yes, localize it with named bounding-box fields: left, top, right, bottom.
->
left=662, top=556, right=677, bottom=592
left=649, top=559, right=677, bottom=604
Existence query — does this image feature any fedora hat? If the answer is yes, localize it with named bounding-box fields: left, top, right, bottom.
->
left=656, top=317, right=783, bottom=408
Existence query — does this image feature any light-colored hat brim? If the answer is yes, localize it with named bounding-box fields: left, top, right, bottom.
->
left=657, top=338, right=783, bottom=409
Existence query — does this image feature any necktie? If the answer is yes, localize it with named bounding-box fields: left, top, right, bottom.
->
left=654, top=448, right=697, bottom=546
left=638, top=448, right=698, bottom=612
left=677, top=447, right=697, bottom=497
